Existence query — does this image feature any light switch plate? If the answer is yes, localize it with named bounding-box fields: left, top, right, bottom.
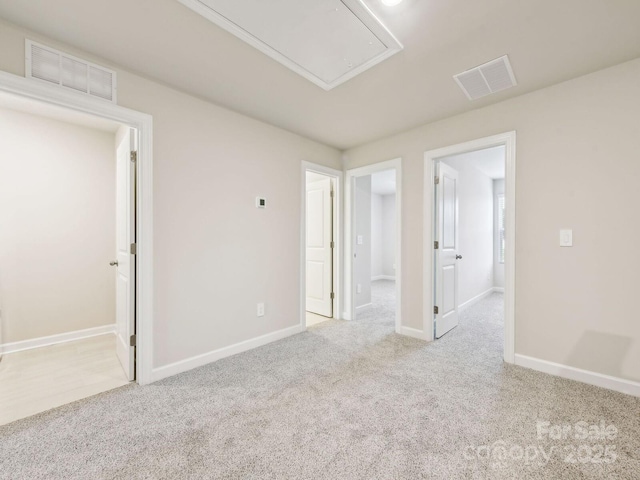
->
left=559, top=229, right=573, bottom=247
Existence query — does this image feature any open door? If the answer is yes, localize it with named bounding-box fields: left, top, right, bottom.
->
left=114, top=128, right=136, bottom=381
left=306, top=177, right=333, bottom=317
left=434, top=162, right=460, bottom=338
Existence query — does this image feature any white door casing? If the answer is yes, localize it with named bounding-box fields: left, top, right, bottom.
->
left=306, top=177, right=333, bottom=317
left=115, top=128, right=136, bottom=380
left=435, top=162, right=460, bottom=338
left=423, top=132, right=515, bottom=361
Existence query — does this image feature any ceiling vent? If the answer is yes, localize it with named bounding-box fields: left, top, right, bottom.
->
left=25, top=40, right=117, bottom=103
left=176, top=0, right=403, bottom=91
left=454, top=55, right=517, bottom=101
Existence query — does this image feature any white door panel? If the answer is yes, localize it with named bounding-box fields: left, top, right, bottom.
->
left=115, top=129, right=135, bottom=381
left=443, top=176, right=456, bottom=248
left=306, top=177, right=333, bottom=317
left=306, top=261, right=325, bottom=299
left=442, top=265, right=456, bottom=313
left=435, top=163, right=460, bottom=338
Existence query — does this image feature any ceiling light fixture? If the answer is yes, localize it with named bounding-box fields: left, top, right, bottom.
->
left=381, top=0, right=403, bottom=6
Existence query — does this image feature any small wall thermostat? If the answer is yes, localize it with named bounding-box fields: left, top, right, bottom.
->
left=256, top=197, right=266, bottom=208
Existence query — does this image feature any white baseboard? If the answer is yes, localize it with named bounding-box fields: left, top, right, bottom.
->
left=458, top=287, right=496, bottom=312
left=355, top=303, right=372, bottom=311
left=493, top=286, right=505, bottom=293
left=0, top=324, right=116, bottom=355
left=372, top=275, right=396, bottom=281
left=151, top=324, right=304, bottom=382
left=514, top=354, right=640, bottom=397
left=398, top=326, right=428, bottom=341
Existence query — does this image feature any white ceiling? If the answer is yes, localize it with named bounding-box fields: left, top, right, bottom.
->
left=178, top=0, right=402, bottom=90
left=1, top=0, right=639, bottom=149
left=371, top=169, right=396, bottom=195
left=441, top=145, right=505, bottom=179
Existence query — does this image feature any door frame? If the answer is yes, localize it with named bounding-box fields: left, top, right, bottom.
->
left=344, top=158, right=402, bottom=334
left=300, top=161, right=343, bottom=327
left=0, top=70, right=155, bottom=384
left=423, top=132, right=516, bottom=363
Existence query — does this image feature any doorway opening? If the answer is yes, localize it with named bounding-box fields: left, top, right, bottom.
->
left=345, top=158, right=402, bottom=332
left=424, top=132, right=515, bottom=363
left=0, top=74, right=152, bottom=424
left=301, top=162, right=342, bottom=328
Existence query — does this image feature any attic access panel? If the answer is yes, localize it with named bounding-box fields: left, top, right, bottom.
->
left=177, top=0, right=403, bottom=90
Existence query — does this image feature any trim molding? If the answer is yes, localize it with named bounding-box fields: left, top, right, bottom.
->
left=0, top=324, right=115, bottom=355
left=345, top=157, right=402, bottom=331
left=399, top=326, right=428, bottom=341
left=0, top=70, right=154, bottom=385
left=355, top=303, right=372, bottom=311
left=300, top=161, right=344, bottom=328
left=458, top=287, right=496, bottom=312
left=396, top=286, right=505, bottom=342
left=514, top=354, right=640, bottom=398
left=423, top=131, right=516, bottom=364
left=175, top=0, right=402, bottom=91
left=372, top=275, right=395, bottom=281
left=152, top=324, right=304, bottom=382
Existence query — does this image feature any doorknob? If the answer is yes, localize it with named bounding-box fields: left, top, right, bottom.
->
left=455, top=255, right=463, bottom=260
left=109, top=261, right=119, bottom=266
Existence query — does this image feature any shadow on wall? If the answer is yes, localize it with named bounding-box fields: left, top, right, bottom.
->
left=566, top=331, right=637, bottom=382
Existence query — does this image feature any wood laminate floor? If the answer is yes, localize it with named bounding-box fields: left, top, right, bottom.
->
left=306, top=311, right=332, bottom=327
left=0, top=334, right=129, bottom=425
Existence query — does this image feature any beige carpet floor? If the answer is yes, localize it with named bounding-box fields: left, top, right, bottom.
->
left=1, top=280, right=638, bottom=479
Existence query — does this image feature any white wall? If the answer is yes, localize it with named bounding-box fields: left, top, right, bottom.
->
left=372, top=193, right=396, bottom=281
left=493, top=179, right=505, bottom=289
left=354, top=176, right=372, bottom=308
left=0, top=107, right=115, bottom=343
left=381, top=194, right=396, bottom=278
left=440, top=156, right=494, bottom=305
left=371, top=193, right=383, bottom=279
left=344, top=57, right=640, bottom=383
left=0, top=20, right=343, bottom=368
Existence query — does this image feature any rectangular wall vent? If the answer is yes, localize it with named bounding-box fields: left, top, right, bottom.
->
left=25, top=40, right=117, bottom=103
left=454, top=55, right=517, bottom=101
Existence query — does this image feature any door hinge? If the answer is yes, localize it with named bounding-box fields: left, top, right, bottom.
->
left=330, top=241, right=335, bottom=249
left=330, top=292, right=335, bottom=300
left=130, top=151, right=137, bottom=162
left=434, top=306, right=439, bottom=315
left=434, top=241, right=439, bottom=249
left=129, top=334, right=137, bottom=347
left=330, top=189, right=334, bottom=198
left=130, top=243, right=137, bottom=255
left=434, top=176, right=440, bottom=185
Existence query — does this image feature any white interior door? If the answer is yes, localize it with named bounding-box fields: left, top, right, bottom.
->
left=306, top=177, right=333, bottom=317
left=114, top=128, right=136, bottom=380
left=435, top=162, right=460, bottom=338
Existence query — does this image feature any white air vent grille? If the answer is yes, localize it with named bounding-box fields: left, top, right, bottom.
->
left=26, top=40, right=117, bottom=103
left=454, top=55, right=517, bottom=101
